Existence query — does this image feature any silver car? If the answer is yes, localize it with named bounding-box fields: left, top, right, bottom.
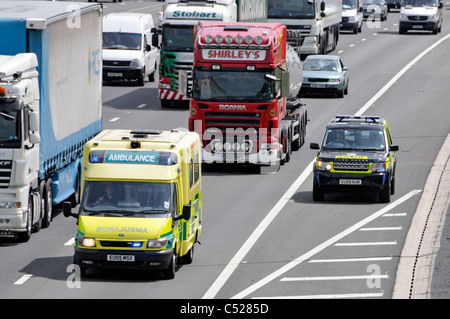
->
left=362, top=0, right=389, bottom=20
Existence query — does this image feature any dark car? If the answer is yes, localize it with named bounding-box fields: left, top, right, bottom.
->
left=310, top=115, right=399, bottom=203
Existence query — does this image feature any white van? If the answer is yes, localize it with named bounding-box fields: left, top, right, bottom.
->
left=341, top=0, right=364, bottom=33
left=103, top=13, right=158, bottom=86
left=399, top=0, right=443, bottom=34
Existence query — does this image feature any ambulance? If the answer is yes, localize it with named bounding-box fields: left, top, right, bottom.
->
left=63, top=129, right=202, bottom=279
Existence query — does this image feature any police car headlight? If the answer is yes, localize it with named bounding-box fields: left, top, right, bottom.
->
left=78, top=236, right=96, bottom=247
left=370, top=162, right=386, bottom=172
left=317, top=160, right=332, bottom=171
left=147, top=238, right=168, bottom=249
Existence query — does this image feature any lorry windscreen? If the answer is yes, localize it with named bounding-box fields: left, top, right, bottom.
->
left=268, top=0, right=315, bottom=19
left=0, top=110, right=21, bottom=148
left=193, top=69, right=275, bottom=102
left=162, top=26, right=194, bottom=52
left=103, top=32, right=142, bottom=50
left=81, top=181, right=173, bottom=216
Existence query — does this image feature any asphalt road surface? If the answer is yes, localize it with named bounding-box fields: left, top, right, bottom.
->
left=0, top=0, right=449, bottom=305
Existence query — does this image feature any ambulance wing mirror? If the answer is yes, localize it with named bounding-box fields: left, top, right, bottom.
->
left=63, top=201, right=78, bottom=218
left=175, top=204, right=191, bottom=221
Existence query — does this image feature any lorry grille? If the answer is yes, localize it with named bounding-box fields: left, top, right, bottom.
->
left=0, top=160, right=12, bottom=188
left=333, top=159, right=370, bottom=171
left=173, top=62, right=193, bottom=91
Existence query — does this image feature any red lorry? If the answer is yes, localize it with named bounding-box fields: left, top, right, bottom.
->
left=186, top=21, right=307, bottom=172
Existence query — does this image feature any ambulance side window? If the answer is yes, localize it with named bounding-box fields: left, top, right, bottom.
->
left=194, top=152, right=200, bottom=184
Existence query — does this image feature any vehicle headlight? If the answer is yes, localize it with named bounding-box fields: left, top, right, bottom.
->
left=159, top=83, right=171, bottom=90
left=303, top=37, right=317, bottom=45
left=130, top=58, right=141, bottom=67
left=0, top=202, right=21, bottom=209
left=329, top=78, right=341, bottom=83
left=429, top=14, right=437, bottom=21
left=349, top=16, right=356, bottom=22
left=303, top=77, right=309, bottom=82
left=370, top=162, right=387, bottom=172
left=317, top=160, right=332, bottom=171
left=147, top=238, right=168, bottom=249
left=261, top=142, right=280, bottom=150
left=77, top=236, right=96, bottom=247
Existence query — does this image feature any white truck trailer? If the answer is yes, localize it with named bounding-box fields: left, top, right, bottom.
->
left=0, top=1, right=102, bottom=241
left=267, top=0, right=342, bottom=58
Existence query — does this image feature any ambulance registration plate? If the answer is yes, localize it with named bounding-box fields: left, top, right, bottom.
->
left=339, top=179, right=362, bottom=185
left=107, top=254, right=135, bottom=262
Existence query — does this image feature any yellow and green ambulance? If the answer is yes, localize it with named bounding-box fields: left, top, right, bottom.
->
left=64, top=129, right=202, bottom=279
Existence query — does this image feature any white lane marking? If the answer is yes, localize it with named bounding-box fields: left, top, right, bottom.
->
left=334, top=241, right=397, bottom=246
left=359, top=226, right=402, bottom=231
left=64, top=238, right=75, bottom=246
left=14, top=274, right=32, bottom=285
left=308, top=257, right=392, bottom=263
left=383, top=212, right=407, bottom=217
left=202, top=159, right=315, bottom=299
left=280, top=274, right=389, bottom=281
left=204, top=33, right=450, bottom=300
left=137, top=104, right=146, bottom=108
left=231, top=190, right=421, bottom=299
left=109, top=117, right=120, bottom=122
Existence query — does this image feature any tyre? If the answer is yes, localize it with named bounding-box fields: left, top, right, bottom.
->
left=19, top=195, right=33, bottom=242
left=312, top=181, right=324, bottom=202
left=182, top=244, right=194, bottom=264
left=164, top=253, right=176, bottom=279
left=379, top=182, right=391, bottom=203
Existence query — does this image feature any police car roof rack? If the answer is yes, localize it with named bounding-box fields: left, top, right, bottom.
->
left=335, top=115, right=380, bottom=123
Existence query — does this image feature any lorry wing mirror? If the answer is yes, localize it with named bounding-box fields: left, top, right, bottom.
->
left=264, top=74, right=278, bottom=81
left=63, top=201, right=77, bottom=218
left=152, top=33, right=159, bottom=48
left=29, top=111, right=39, bottom=131
left=320, top=1, right=326, bottom=11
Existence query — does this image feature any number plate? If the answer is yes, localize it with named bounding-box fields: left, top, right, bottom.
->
left=107, top=254, right=135, bottom=262
left=107, top=72, right=123, bottom=77
left=412, top=25, right=423, bottom=29
left=339, top=179, right=362, bottom=185
left=224, top=153, right=245, bottom=162
left=311, top=83, right=326, bottom=88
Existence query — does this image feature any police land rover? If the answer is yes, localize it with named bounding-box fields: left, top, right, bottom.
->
left=310, top=116, right=399, bottom=203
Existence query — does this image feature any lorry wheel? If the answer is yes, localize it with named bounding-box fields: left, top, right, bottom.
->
left=19, top=196, right=33, bottom=242
left=164, top=253, right=176, bottom=279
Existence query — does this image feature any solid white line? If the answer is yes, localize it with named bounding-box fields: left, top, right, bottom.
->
left=14, top=274, right=32, bottom=285
left=201, top=159, right=315, bottom=299
left=308, top=257, right=392, bottom=263
left=280, top=274, right=389, bottom=281
left=359, top=226, right=402, bottom=231
left=252, top=292, right=384, bottom=299
left=231, top=190, right=421, bottom=299
left=335, top=241, right=397, bottom=246
left=355, top=33, right=450, bottom=116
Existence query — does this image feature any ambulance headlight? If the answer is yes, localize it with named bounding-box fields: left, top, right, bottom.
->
left=317, top=160, right=332, bottom=171
left=147, top=238, right=168, bottom=249
left=78, top=236, right=96, bottom=247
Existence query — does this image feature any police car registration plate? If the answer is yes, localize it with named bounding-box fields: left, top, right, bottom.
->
left=107, top=254, right=135, bottom=262
left=339, top=179, right=362, bottom=185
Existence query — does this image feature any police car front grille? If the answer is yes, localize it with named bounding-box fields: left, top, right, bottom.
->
left=333, top=159, right=370, bottom=171
left=100, top=241, right=143, bottom=248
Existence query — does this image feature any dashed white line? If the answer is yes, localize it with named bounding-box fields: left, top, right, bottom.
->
left=137, top=104, right=146, bottom=108
left=14, top=274, right=32, bottom=285
left=252, top=292, right=384, bottom=299
left=335, top=241, right=397, bottom=246
left=110, top=117, right=120, bottom=122
left=64, top=238, right=75, bottom=246
left=308, top=257, right=392, bottom=263
left=280, top=274, right=389, bottom=281
left=359, top=226, right=402, bottom=231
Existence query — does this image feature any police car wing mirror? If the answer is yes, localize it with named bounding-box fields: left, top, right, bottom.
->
left=63, top=201, right=77, bottom=218
left=310, top=142, right=320, bottom=150
left=390, top=144, right=399, bottom=152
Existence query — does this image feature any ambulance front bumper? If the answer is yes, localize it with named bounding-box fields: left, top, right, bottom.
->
left=74, top=247, right=173, bottom=270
